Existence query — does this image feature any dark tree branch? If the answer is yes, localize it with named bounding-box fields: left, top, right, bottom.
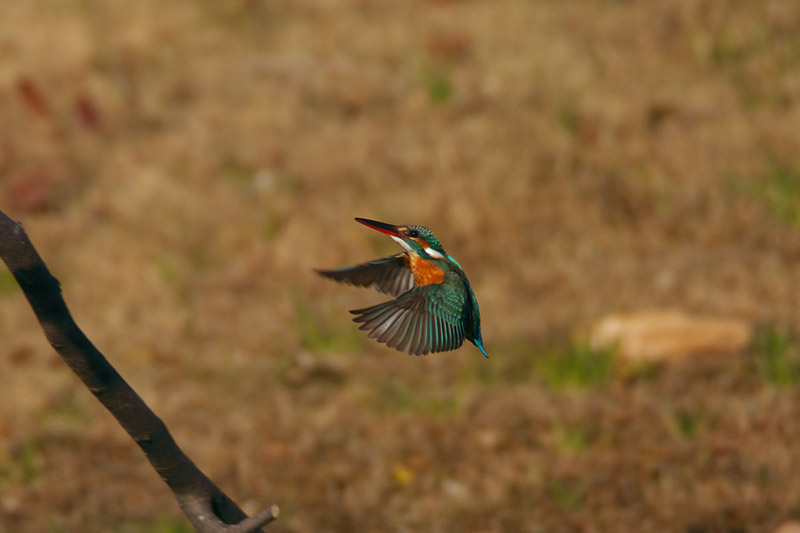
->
left=0, top=210, right=278, bottom=532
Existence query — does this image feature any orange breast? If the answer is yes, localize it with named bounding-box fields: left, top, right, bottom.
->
left=409, top=253, right=445, bottom=286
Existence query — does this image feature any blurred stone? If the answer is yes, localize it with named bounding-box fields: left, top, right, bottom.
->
left=1, top=495, right=21, bottom=516
left=476, top=429, right=501, bottom=450
left=442, top=478, right=469, bottom=501
left=775, top=522, right=800, bottom=533
left=588, top=309, right=752, bottom=362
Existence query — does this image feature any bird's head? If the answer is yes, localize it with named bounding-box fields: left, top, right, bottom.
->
left=356, top=218, right=447, bottom=260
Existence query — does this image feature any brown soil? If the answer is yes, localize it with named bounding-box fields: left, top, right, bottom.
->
left=2, top=1, right=800, bottom=532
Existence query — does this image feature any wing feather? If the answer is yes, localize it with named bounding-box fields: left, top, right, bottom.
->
left=349, top=274, right=468, bottom=356
left=317, top=254, right=414, bottom=297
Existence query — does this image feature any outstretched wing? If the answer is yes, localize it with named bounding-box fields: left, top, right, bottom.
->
left=316, top=253, right=414, bottom=297
left=350, top=273, right=468, bottom=355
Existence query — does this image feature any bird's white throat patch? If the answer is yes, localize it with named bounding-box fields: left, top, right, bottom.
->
left=425, top=247, right=445, bottom=259
left=391, top=235, right=415, bottom=253
left=391, top=236, right=445, bottom=260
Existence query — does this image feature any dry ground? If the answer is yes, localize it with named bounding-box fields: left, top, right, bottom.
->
left=2, top=1, right=800, bottom=532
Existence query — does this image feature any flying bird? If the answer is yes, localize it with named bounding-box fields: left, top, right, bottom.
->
left=317, top=218, right=488, bottom=358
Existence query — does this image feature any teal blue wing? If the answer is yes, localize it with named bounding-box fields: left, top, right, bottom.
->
left=316, top=253, right=414, bottom=297
left=350, top=273, right=468, bottom=355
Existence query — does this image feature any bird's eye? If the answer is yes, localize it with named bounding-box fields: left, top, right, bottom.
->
left=408, top=230, right=419, bottom=238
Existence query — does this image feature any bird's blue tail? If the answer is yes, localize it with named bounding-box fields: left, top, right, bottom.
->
left=475, top=339, right=489, bottom=358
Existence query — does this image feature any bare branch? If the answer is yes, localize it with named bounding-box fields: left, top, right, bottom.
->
left=0, top=210, right=278, bottom=532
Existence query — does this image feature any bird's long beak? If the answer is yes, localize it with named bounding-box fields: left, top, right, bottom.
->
left=355, top=218, right=402, bottom=237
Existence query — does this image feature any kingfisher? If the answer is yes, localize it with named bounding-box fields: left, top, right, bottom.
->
left=317, top=218, right=488, bottom=358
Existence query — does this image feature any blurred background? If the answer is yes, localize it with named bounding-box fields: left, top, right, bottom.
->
left=1, top=1, right=800, bottom=531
